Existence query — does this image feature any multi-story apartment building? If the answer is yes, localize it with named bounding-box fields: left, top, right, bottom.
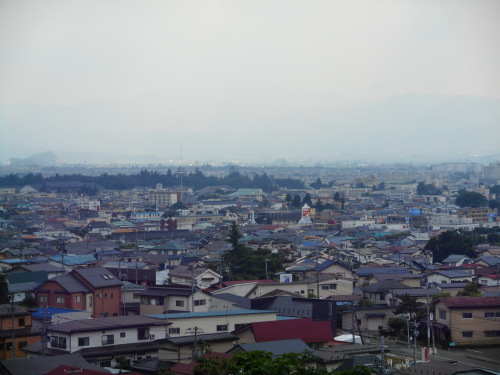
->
left=147, top=183, right=178, bottom=208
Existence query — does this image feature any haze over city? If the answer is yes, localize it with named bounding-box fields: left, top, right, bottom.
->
left=1, top=0, right=500, bottom=165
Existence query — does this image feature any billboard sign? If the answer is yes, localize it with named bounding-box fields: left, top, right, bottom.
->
left=280, top=274, right=293, bottom=283
left=408, top=208, right=422, bottom=216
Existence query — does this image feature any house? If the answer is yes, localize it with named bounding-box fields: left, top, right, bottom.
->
left=353, top=267, right=411, bottom=286
left=341, top=305, right=397, bottom=333
left=426, top=270, right=473, bottom=284
left=475, top=255, right=500, bottom=268
left=22, top=315, right=170, bottom=368
left=233, top=317, right=338, bottom=350
left=169, top=262, right=221, bottom=289
left=138, top=286, right=216, bottom=315
left=0, top=304, right=41, bottom=360
left=433, top=296, right=500, bottom=346
left=441, top=254, right=474, bottom=267
left=359, top=280, right=409, bottom=305
left=35, top=267, right=122, bottom=318
left=147, top=309, right=277, bottom=338
left=160, top=333, right=238, bottom=365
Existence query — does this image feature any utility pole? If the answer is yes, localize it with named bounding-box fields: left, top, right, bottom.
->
left=406, top=314, right=411, bottom=357
left=351, top=304, right=356, bottom=344
left=316, top=271, right=320, bottom=299
left=413, top=319, right=419, bottom=365
left=426, top=283, right=430, bottom=360
left=265, top=259, right=269, bottom=280
left=10, top=294, right=16, bottom=360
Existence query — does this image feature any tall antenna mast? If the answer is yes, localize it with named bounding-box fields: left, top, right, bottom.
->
left=175, top=142, right=187, bottom=206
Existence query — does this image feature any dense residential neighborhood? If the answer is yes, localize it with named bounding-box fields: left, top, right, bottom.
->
left=1, top=162, right=500, bottom=374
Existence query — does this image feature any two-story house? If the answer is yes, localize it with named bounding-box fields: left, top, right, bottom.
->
left=23, top=315, right=170, bottom=368
left=433, top=297, right=500, bottom=346
left=0, top=304, right=41, bottom=360
left=35, top=267, right=122, bottom=317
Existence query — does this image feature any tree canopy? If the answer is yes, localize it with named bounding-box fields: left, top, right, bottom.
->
left=424, top=230, right=475, bottom=263
left=194, top=351, right=372, bottom=375
left=455, top=190, right=488, bottom=208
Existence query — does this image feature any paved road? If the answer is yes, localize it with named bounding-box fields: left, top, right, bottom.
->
left=375, top=338, right=500, bottom=372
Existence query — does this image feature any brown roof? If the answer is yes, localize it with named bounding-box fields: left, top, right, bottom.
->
left=438, top=296, right=500, bottom=308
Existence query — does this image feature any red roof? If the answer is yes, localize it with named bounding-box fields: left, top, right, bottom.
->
left=438, top=297, right=500, bottom=308
left=251, top=318, right=335, bottom=344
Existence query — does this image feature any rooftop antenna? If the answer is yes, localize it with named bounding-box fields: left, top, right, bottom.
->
left=176, top=142, right=187, bottom=204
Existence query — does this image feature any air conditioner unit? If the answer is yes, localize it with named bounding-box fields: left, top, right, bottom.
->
left=150, top=334, right=155, bottom=340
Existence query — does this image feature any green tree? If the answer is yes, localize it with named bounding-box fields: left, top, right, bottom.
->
left=292, top=194, right=302, bottom=207
left=457, top=282, right=482, bottom=297
left=302, top=193, right=312, bottom=206
left=424, top=230, right=475, bottom=263
left=455, top=190, right=488, bottom=208
left=194, top=350, right=372, bottom=375
left=393, top=294, right=422, bottom=318
left=310, top=178, right=324, bottom=189
left=284, top=193, right=292, bottom=205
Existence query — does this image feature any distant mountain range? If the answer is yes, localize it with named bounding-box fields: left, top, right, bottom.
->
left=2, top=92, right=499, bottom=165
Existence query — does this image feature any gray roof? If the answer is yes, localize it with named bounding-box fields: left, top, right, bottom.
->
left=361, top=280, right=410, bottom=293
left=41, top=274, right=90, bottom=293
left=442, top=254, right=472, bottom=263
left=235, top=339, right=314, bottom=356
left=166, top=332, right=238, bottom=345
left=390, top=287, right=441, bottom=297
left=0, top=353, right=105, bottom=375
left=48, top=315, right=168, bottom=333
left=429, top=270, right=472, bottom=278
left=72, top=267, right=122, bottom=287
left=212, top=293, right=252, bottom=309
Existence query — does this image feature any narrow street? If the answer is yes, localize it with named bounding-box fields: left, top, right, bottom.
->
left=367, top=336, right=500, bottom=372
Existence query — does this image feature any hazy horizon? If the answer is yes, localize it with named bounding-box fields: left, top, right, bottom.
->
left=1, top=1, right=500, bottom=165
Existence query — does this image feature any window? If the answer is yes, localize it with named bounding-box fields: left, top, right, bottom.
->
left=168, top=327, right=180, bottom=335
left=18, top=318, right=25, bottom=327
left=329, top=284, right=337, bottom=290
left=74, top=296, right=81, bottom=303
left=120, top=332, right=126, bottom=338
left=175, top=300, right=184, bottom=307
left=485, top=312, right=500, bottom=318
left=194, top=299, right=206, bottom=306
left=322, top=286, right=329, bottom=290
left=234, top=323, right=248, bottom=330
left=56, top=296, right=64, bottom=304
left=100, top=312, right=108, bottom=317
left=462, top=331, right=473, bottom=338
left=137, top=327, right=150, bottom=340
left=51, top=336, right=67, bottom=349
left=6, top=342, right=12, bottom=351
left=102, top=334, right=114, bottom=345
left=485, top=331, right=500, bottom=337
left=78, top=337, right=89, bottom=346
left=439, top=309, right=447, bottom=320
left=99, top=361, right=112, bottom=367
left=462, top=312, right=472, bottom=319
left=216, top=325, right=228, bottom=332
left=39, top=295, right=47, bottom=303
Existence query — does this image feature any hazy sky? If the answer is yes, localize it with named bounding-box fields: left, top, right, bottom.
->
left=1, top=0, right=499, bottom=163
